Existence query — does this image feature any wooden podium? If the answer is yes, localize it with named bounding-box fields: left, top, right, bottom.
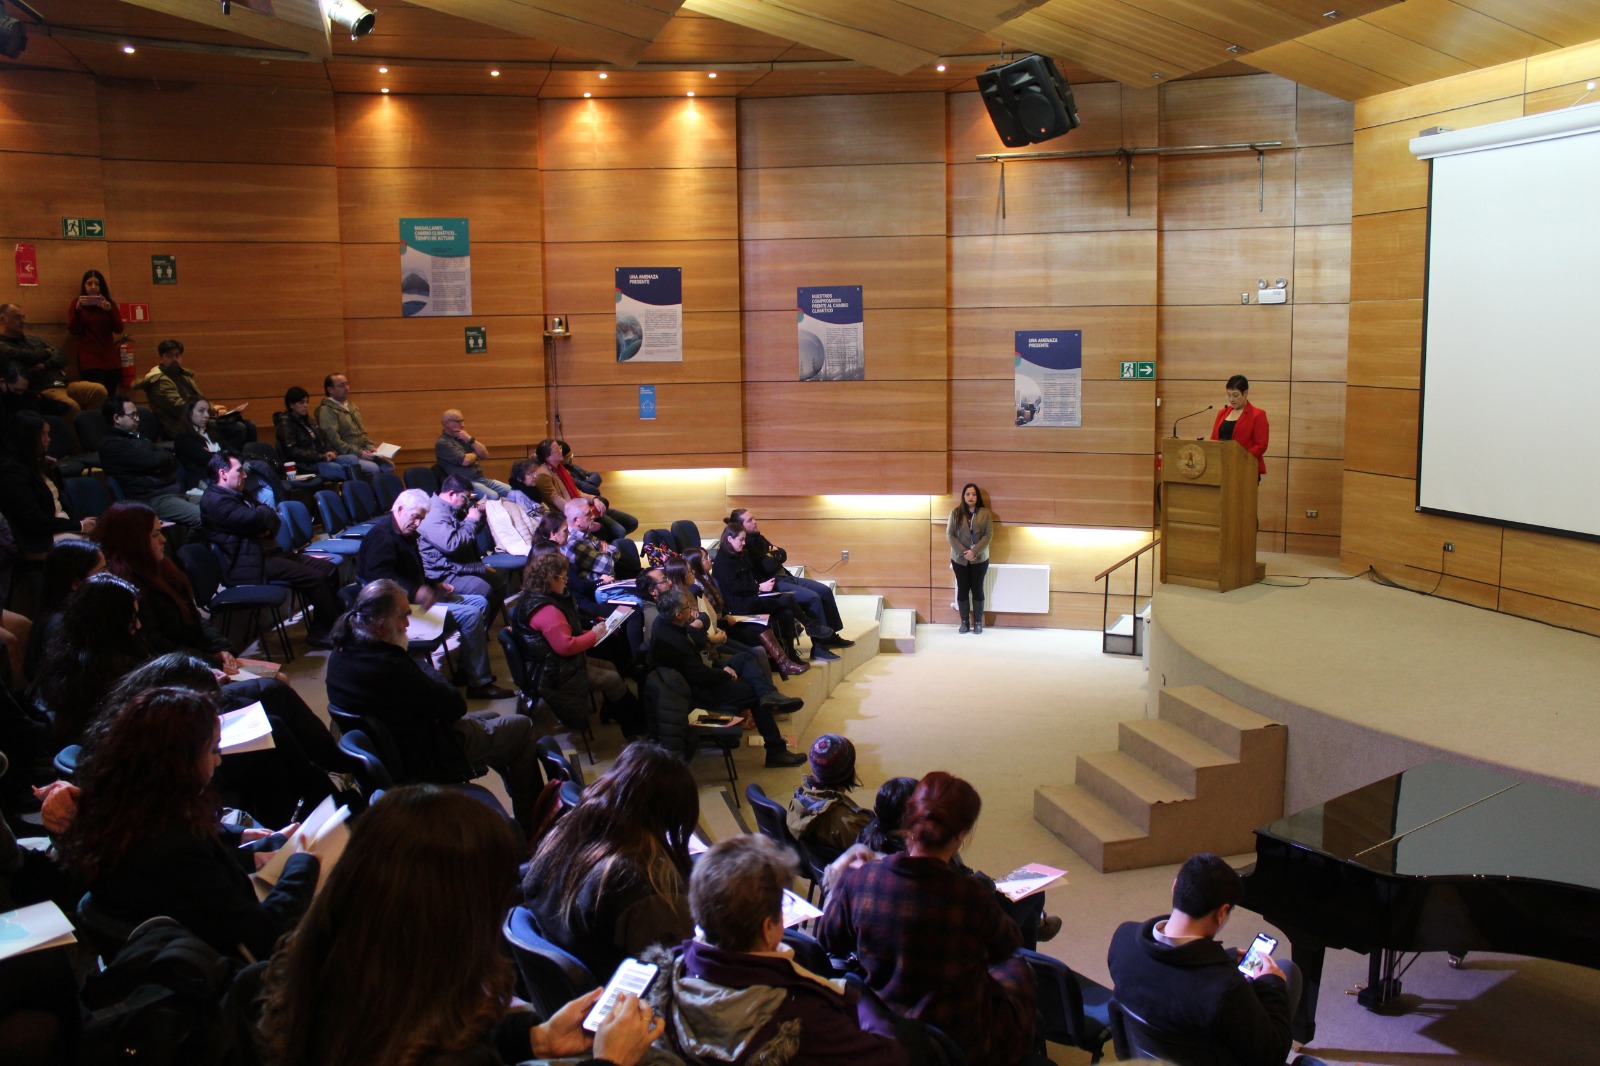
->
left=1159, top=438, right=1265, bottom=592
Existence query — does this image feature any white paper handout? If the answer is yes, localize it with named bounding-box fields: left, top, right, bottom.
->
left=374, top=443, right=401, bottom=459
left=254, top=795, right=352, bottom=898
left=218, top=702, right=275, bottom=754
left=407, top=604, right=450, bottom=642
left=993, top=862, right=1068, bottom=902
left=0, top=901, right=77, bottom=962
left=781, top=888, right=823, bottom=928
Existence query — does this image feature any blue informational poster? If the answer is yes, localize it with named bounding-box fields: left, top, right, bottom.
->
left=638, top=385, right=657, bottom=420
left=399, top=218, right=471, bottom=317
left=615, top=267, right=683, bottom=362
left=797, top=285, right=864, bottom=381
left=1014, top=331, right=1082, bottom=427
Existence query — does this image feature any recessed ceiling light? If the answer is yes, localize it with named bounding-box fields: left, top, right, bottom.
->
left=598, top=72, right=608, bottom=79
left=1226, top=45, right=1242, bottom=54
left=936, top=63, right=946, bottom=72
left=489, top=69, right=500, bottom=76
left=1151, top=72, right=1164, bottom=79
left=378, top=66, right=388, bottom=73
left=708, top=72, right=717, bottom=78
left=583, top=92, right=591, bottom=98
left=380, top=87, right=389, bottom=94
left=1323, top=9, right=1341, bottom=17
left=122, top=45, right=136, bottom=54
left=686, top=91, right=695, bottom=97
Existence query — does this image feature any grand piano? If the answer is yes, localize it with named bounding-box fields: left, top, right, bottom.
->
left=1238, top=760, right=1600, bottom=1042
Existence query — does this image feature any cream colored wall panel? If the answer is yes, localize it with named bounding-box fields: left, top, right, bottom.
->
left=543, top=240, right=740, bottom=314
left=1344, top=385, right=1418, bottom=479
left=539, top=97, right=736, bottom=170
left=357, top=386, right=547, bottom=453
left=1352, top=99, right=1522, bottom=216
left=556, top=382, right=744, bottom=462
left=1158, top=305, right=1291, bottom=383
left=1526, top=39, right=1600, bottom=92
left=337, top=94, right=540, bottom=170
left=1342, top=470, right=1501, bottom=583
left=727, top=451, right=947, bottom=496
left=1291, top=224, right=1350, bottom=304
left=739, top=164, right=944, bottom=240
left=952, top=306, right=1156, bottom=381
left=0, top=154, right=107, bottom=240
left=1156, top=379, right=1289, bottom=458
left=1350, top=211, right=1426, bottom=303
left=745, top=380, right=946, bottom=453
left=744, top=93, right=944, bottom=168
left=1291, top=303, right=1349, bottom=382
left=1286, top=457, right=1343, bottom=536
left=553, top=312, right=740, bottom=385
left=743, top=308, right=945, bottom=382
left=1347, top=299, right=1421, bottom=388
left=1294, top=144, right=1353, bottom=226
left=727, top=496, right=934, bottom=522
left=948, top=156, right=1156, bottom=236
left=1161, top=74, right=1298, bottom=148
left=544, top=169, right=736, bottom=243
left=951, top=378, right=1155, bottom=455
left=0, top=71, right=99, bottom=157
left=1160, top=228, right=1294, bottom=306
left=101, top=83, right=335, bottom=165
left=1296, top=85, right=1356, bottom=148
left=103, top=161, right=340, bottom=242
left=1354, top=64, right=1526, bottom=129
left=744, top=236, right=946, bottom=311
left=1501, top=528, right=1600, bottom=612
left=112, top=242, right=344, bottom=322
left=953, top=231, right=1157, bottom=308
left=337, top=167, right=541, bottom=244
left=950, top=450, right=1154, bottom=529
left=1287, top=380, right=1345, bottom=459
left=344, top=315, right=545, bottom=390
left=747, top=517, right=932, bottom=588
left=1159, top=152, right=1296, bottom=231
left=344, top=242, right=544, bottom=319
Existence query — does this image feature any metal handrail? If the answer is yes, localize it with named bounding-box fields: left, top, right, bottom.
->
left=1094, top=538, right=1160, bottom=583
left=1098, top=538, right=1159, bottom=655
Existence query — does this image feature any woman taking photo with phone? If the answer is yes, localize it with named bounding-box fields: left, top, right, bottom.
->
left=67, top=269, right=124, bottom=394
left=946, top=483, right=992, bottom=634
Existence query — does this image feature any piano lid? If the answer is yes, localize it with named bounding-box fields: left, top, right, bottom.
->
left=1256, top=760, right=1600, bottom=890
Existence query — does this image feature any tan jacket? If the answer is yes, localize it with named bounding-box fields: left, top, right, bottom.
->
left=314, top=396, right=375, bottom=456
left=946, top=506, right=993, bottom=565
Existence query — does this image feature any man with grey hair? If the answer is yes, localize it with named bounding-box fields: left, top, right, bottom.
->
left=326, top=579, right=540, bottom=831
left=435, top=407, right=511, bottom=499
left=646, top=834, right=910, bottom=1066
left=355, top=488, right=512, bottom=700
left=0, top=301, right=107, bottom=415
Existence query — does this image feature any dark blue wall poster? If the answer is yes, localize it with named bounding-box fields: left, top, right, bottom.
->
left=797, top=285, right=864, bottom=381
left=615, top=267, right=683, bottom=362
left=1014, top=331, right=1082, bottom=427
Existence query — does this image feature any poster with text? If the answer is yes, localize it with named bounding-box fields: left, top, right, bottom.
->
left=615, top=267, right=683, bottom=362
left=1014, top=331, right=1082, bottom=427
left=400, top=218, right=471, bottom=317
left=796, top=286, right=864, bottom=381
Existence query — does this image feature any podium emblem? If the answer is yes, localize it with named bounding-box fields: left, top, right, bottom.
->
left=1176, top=442, right=1207, bottom=479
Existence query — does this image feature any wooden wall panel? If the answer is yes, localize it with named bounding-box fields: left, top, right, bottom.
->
left=1347, top=299, right=1421, bottom=388
left=1285, top=457, right=1344, bottom=535
left=554, top=312, right=741, bottom=385
left=1159, top=152, right=1297, bottom=230
left=952, top=379, right=1155, bottom=455
left=0, top=240, right=112, bottom=320
left=1160, top=228, right=1294, bottom=305
left=1159, top=306, right=1292, bottom=382
left=948, top=82, right=1130, bottom=159
left=743, top=309, right=945, bottom=382
left=1344, top=386, right=1418, bottom=478
left=950, top=451, right=1154, bottom=528
left=1501, top=530, right=1600, bottom=614
left=0, top=154, right=107, bottom=241
left=744, top=236, right=946, bottom=310
left=337, top=95, right=540, bottom=170
left=133, top=321, right=346, bottom=406
left=951, top=307, right=1156, bottom=381
left=1349, top=211, right=1426, bottom=302
left=743, top=93, right=944, bottom=168
left=743, top=381, right=946, bottom=453
left=103, top=161, right=341, bottom=243
left=543, top=241, right=740, bottom=314
left=1352, top=99, right=1522, bottom=216
left=554, top=383, right=744, bottom=463
left=544, top=169, right=739, bottom=243
left=1355, top=65, right=1525, bottom=129
left=1257, top=470, right=1289, bottom=534
left=111, top=243, right=345, bottom=321
left=541, top=98, right=738, bottom=171
left=1288, top=381, right=1346, bottom=459
left=1161, top=74, right=1299, bottom=147
left=356, top=386, right=547, bottom=454
left=1497, top=590, right=1600, bottom=639
left=100, top=83, right=335, bottom=165
left=948, top=157, right=1157, bottom=236
left=727, top=452, right=947, bottom=496
left=1156, top=379, right=1291, bottom=458
left=952, top=232, right=1158, bottom=308
left=341, top=242, right=545, bottom=319
left=0, top=71, right=100, bottom=157
left=1292, top=224, right=1351, bottom=303
left=1525, top=40, right=1600, bottom=93
left=337, top=167, right=542, bottom=245
left=596, top=469, right=734, bottom=533
left=343, top=316, right=546, bottom=389
left=1297, top=86, right=1357, bottom=149
left=1342, top=470, right=1502, bottom=583
left=744, top=518, right=932, bottom=589
left=1294, top=144, right=1354, bottom=226
left=739, top=164, right=944, bottom=240
left=1291, top=304, right=1349, bottom=382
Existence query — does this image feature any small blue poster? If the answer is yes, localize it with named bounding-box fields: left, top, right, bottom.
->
left=1014, top=330, right=1082, bottom=427
left=615, top=267, right=683, bottom=362
left=399, top=218, right=471, bottom=317
left=797, top=285, right=864, bottom=381
left=638, top=385, right=657, bottom=420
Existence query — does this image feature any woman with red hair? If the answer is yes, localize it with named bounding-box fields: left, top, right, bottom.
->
left=819, top=771, right=1036, bottom=1066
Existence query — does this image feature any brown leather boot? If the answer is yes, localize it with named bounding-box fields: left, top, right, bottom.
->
left=758, top=629, right=810, bottom=676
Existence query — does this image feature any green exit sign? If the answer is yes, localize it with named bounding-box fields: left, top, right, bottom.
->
left=62, top=217, right=106, bottom=239
left=1120, top=361, right=1155, bottom=379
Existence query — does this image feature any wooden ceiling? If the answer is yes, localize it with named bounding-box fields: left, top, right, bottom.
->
left=10, top=0, right=1600, bottom=99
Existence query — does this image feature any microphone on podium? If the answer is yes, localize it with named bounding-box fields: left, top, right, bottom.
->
left=1171, top=405, right=1214, bottom=438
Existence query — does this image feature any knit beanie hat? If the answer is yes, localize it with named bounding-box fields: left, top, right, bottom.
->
left=808, top=733, right=858, bottom=789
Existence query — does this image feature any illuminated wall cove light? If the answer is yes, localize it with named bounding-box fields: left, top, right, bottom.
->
left=324, top=0, right=376, bottom=39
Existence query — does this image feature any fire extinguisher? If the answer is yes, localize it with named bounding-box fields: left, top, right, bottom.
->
left=119, top=335, right=137, bottom=388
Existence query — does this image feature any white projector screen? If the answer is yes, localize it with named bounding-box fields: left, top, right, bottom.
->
left=1412, top=105, right=1600, bottom=541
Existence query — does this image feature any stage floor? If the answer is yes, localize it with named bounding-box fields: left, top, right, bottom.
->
left=1148, top=554, right=1600, bottom=810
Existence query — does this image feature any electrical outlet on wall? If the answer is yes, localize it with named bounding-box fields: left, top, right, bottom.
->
left=841, top=549, right=850, bottom=562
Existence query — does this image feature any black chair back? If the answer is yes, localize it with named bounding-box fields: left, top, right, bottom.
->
left=502, top=905, right=600, bottom=1015
left=745, top=782, right=805, bottom=866
left=374, top=471, right=404, bottom=511
left=670, top=519, right=702, bottom=551
left=344, top=479, right=380, bottom=522
left=176, top=542, right=222, bottom=608
left=403, top=466, right=439, bottom=495
left=135, top=405, right=163, bottom=442
left=63, top=476, right=110, bottom=520
left=534, top=735, right=578, bottom=786
left=337, top=729, right=396, bottom=793
left=76, top=892, right=140, bottom=962
left=1020, top=947, right=1112, bottom=1061
left=74, top=409, right=110, bottom=451
left=1109, top=997, right=1228, bottom=1066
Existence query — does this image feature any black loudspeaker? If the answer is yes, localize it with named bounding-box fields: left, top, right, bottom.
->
left=976, top=54, right=1080, bottom=147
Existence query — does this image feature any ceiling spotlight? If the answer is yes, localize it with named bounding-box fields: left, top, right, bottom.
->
left=122, top=44, right=136, bottom=54
left=0, top=16, right=27, bottom=59
left=377, top=65, right=387, bottom=72
left=326, top=0, right=376, bottom=40
left=598, top=72, right=608, bottom=79
left=489, top=69, right=500, bottom=76
left=1226, top=44, right=1242, bottom=54
left=936, top=63, right=946, bottom=72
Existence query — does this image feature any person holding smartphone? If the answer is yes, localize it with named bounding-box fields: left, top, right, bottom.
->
left=66, top=269, right=125, bottom=394
left=1107, top=853, right=1298, bottom=1065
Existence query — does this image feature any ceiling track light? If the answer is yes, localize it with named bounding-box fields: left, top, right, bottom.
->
left=325, top=0, right=376, bottom=40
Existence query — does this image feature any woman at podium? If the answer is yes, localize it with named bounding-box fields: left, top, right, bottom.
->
left=1210, top=374, right=1269, bottom=477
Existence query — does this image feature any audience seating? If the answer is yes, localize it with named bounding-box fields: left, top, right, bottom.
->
left=105, top=475, right=125, bottom=501
left=75, top=892, right=140, bottom=964
left=278, top=500, right=360, bottom=558
left=53, top=744, right=82, bottom=783
left=43, top=413, right=91, bottom=476
left=843, top=973, right=967, bottom=1066
left=177, top=542, right=294, bottom=662
left=498, top=625, right=594, bottom=764
left=670, top=519, right=702, bottom=552
left=331, top=713, right=511, bottom=830
left=342, top=479, right=381, bottom=525
left=74, top=408, right=110, bottom=453
left=745, top=782, right=818, bottom=899
left=135, top=405, right=165, bottom=445
left=1018, top=947, right=1112, bottom=1063
left=1109, top=998, right=1326, bottom=1066
left=402, top=466, right=439, bottom=495
left=62, top=476, right=111, bottom=521
left=475, top=520, right=525, bottom=572
left=502, top=905, right=600, bottom=1017
left=645, top=666, right=740, bottom=804
left=373, top=470, right=404, bottom=511
left=534, top=735, right=584, bottom=788
left=314, top=489, right=374, bottom=540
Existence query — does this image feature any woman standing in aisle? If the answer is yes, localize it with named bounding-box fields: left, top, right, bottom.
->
left=946, top=482, right=992, bottom=634
left=66, top=270, right=124, bottom=395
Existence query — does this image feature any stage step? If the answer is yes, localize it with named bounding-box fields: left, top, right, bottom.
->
left=1035, top=685, right=1286, bottom=872
left=1103, top=612, right=1144, bottom=656
left=878, top=608, right=918, bottom=652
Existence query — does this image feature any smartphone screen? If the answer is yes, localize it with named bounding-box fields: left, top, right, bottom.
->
left=582, top=958, right=659, bottom=1033
left=1237, top=932, right=1278, bottom=977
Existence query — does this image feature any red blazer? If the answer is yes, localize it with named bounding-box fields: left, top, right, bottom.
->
left=1211, top=403, right=1269, bottom=475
